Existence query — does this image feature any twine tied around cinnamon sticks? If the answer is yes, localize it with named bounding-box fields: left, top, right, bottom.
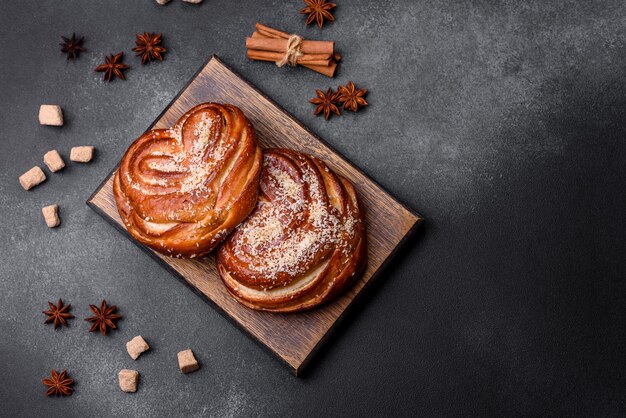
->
left=277, top=35, right=303, bottom=67
left=246, top=23, right=341, bottom=77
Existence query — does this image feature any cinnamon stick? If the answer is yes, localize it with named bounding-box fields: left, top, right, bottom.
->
left=247, top=49, right=331, bottom=66
left=303, top=62, right=337, bottom=78
left=246, top=43, right=332, bottom=61
left=255, top=24, right=336, bottom=53
left=246, top=35, right=334, bottom=55
left=255, top=23, right=294, bottom=40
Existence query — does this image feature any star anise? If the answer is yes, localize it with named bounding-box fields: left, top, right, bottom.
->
left=60, top=33, right=86, bottom=60
left=132, top=32, right=167, bottom=64
left=95, top=52, right=130, bottom=82
left=43, top=369, right=74, bottom=397
left=300, top=0, right=336, bottom=28
left=337, top=81, right=368, bottom=112
left=43, top=299, right=74, bottom=329
left=85, top=300, right=122, bottom=335
left=310, top=88, right=341, bottom=120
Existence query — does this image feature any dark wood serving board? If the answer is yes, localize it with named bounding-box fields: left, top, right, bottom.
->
left=88, top=56, right=422, bottom=375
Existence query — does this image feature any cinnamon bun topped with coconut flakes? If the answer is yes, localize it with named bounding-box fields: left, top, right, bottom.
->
left=113, top=103, right=262, bottom=258
left=217, top=148, right=366, bottom=313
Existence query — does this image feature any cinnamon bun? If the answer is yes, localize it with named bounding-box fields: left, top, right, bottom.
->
left=217, top=148, right=366, bottom=312
left=113, top=103, right=262, bottom=257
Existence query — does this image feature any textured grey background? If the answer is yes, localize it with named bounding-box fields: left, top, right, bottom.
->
left=0, top=0, right=625, bottom=417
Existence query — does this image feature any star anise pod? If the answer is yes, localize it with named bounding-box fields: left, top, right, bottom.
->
left=132, top=32, right=167, bottom=64
left=60, top=33, right=86, bottom=60
left=300, top=0, right=336, bottom=28
left=310, top=88, right=341, bottom=120
left=337, top=81, right=368, bottom=112
left=43, top=299, right=74, bottom=329
left=95, top=52, right=129, bottom=82
left=43, top=369, right=74, bottom=397
left=85, top=300, right=122, bottom=335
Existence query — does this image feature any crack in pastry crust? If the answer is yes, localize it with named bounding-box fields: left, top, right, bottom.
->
left=113, top=103, right=262, bottom=257
left=217, top=148, right=366, bottom=312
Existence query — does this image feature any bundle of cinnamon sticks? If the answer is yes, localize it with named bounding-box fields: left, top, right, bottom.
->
left=246, top=23, right=341, bottom=78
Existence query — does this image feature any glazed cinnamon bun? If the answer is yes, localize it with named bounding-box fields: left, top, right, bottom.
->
left=113, top=103, right=262, bottom=257
left=217, top=148, right=366, bottom=313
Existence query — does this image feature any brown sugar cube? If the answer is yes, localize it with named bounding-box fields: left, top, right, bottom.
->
left=126, top=336, right=150, bottom=360
left=177, top=349, right=199, bottom=374
left=19, top=166, right=46, bottom=190
left=70, top=146, right=95, bottom=163
left=43, top=150, right=65, bottom=172
left=39, top=105, right=64, bottom=126
left=42, top=205, right=60, bottom=228
left=118, top=369, right=139, bottom=393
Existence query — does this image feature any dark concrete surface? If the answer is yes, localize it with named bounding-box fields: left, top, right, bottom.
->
left=1, top=0, right=624, bottom=416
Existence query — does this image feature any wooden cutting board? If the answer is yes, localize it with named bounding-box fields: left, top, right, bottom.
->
left=88, top=56, right=422, bottom=375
